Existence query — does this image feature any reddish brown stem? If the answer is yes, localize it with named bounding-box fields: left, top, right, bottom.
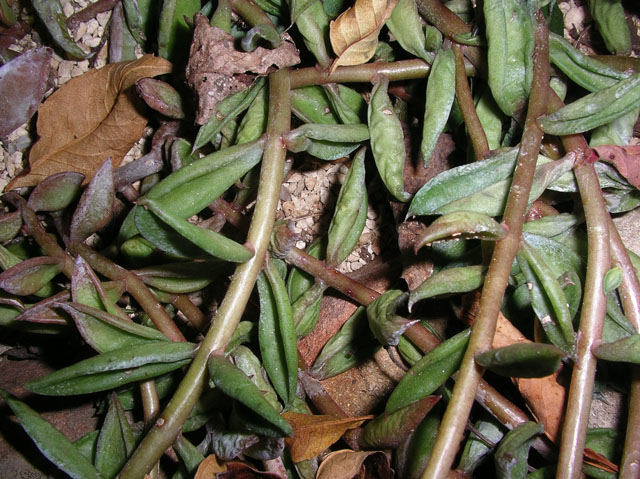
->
left=66, top=0, right=119, bottom=29
left=453, top=43, right=490, bottom=161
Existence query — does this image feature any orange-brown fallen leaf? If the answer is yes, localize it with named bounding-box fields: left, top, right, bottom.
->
left=316, top=450, right=394, bottom=479
left=490, top=311, right=567, bottom=442
left=194, top=456, right=285, bottom=479
left=282, top=411, right=373, bottom=462
left=329, top=0, right=399, bottom=73
left=6, top=55, right=171, bottom=190
left=195, top=455, right=227, bottom=479
left=584, top=447, right=619, bottom=474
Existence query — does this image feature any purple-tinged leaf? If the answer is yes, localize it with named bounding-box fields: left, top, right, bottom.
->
left=593, top=334, right=640, bottom=363
left=475, top=343, right=567, bottom=378
left=14, top=291, right=69, bottom=325
left=71, top=256, right=105, bottom=310
left=367, top=290, right=418, bottom=347
left=0, top=293, right=25, bottom=311
left=136, top=78, right=185, bottom=119
left=70, top=159, right=114, bottom=244
left=27, top=172, right=84, bottom=212
left=0, top=47, right=52, bottom=137
left=0, top=257, right=63, bottom=296
left=59, top=302, right=168, bottom=353
left=0, top=211, right=22, bottom=242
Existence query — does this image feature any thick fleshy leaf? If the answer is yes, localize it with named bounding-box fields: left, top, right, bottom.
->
left=0, top=212, right=22, bottom=242
left=368, top=76, right=410, bottom=202
left=292, top=281, right=326, bottom=338
left=7, top=55, right=172, bottom=189
left=60, top=302, right=168, bottom=353
left=258, top=258, right=298, bottom=406
left=0, top=47, right=52, bottom=137
left=136, top=78, right=185, bottom=119
left=139, top=197, right=253, bottom=262
left=326, top=148, right=367, bottom=266
left=329, top=0, right=399, bottom=72
left=134, top=261, right=222, bottom=293
left=420, top=45, right=456, bottom=165
left=311, top=306, right=380, bottom=380
left=0, top=389, right=102, bottom=479
left=476, top=343, right=567, bottom=378
left=386, top=329, right=470, bottom=412
left=157, top=0, right=200, bottom=61
left=207, top=356, right=293, bottom=437
left=602, top=266, right=622, bottom=295
left=416, top=211, right=506, bottom=250
left=593, top=334, right=640, bottom=363
left=0, top=257, right=63, bottom=296
left=409, top=148, right=518, bottom=217
left=26, top=172, right=85, bottom=212
left=386, top=0, right=432, bottom=61
left=209, top=425, right=260, bottom=460
left=483, top=0, right=534, bottom=116
left=494, top=422, right=544, bottom=479
left=409, top=265, right=486, bottom=311
left=367, top=290, right=417, bottom=347
left=70, top=159, right=115, bottom=244
left=31, top=1, right=88, bottom=59
left=230, top=345, right=281, bottom=413
left=95, top=394, right=135, bottom=479
left=25, top=342, right=196, bottom=395
left=361, top=396, right=440, bottom=449
left=538, top=73, right=640, bottom=135
left=457, top=415, right=505, bottom=475
left=282, top=412, right=372, bottom=462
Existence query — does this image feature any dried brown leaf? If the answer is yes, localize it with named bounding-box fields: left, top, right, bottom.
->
left=491, top=311, right=566, bottom=443
left=194, top=455, right=226, bottom=479
left=316, top=450, right=394, bottom=479
left=186, top=14, right=299, bottom=124
left=281, top=411, right=372, bottom=462
left=6, top=55, right=172, bottom=190
left=594, top=145, right=640, bottom=190
left=329, top=0, right=399, bottom=73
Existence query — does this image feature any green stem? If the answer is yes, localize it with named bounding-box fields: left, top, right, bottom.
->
left=546, top=90, right=610, bottom=479
left=117, top=68, right=291, bottom=479
left=610, top=222, right=640, bottom=479
left=278, top=226, right=549, bottom=453
left=421, top=15, right=549, bottom=479
left=452, top=43, right=489, bottom=161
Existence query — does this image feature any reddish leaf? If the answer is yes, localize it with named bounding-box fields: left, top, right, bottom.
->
left=0, top=257, right=63, bottom=296
left=0, top=47, right=52, bottom=137
left=594, top=145, right=640, bottom=189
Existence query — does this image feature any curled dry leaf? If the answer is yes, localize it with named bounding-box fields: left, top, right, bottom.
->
left=6, top=55, right=172, bottom=190
left=194, top=455, right=284, bottom=479
left=186, top=14, right=300, bottom=124
left=593, top=144, right=640, bottom=190
left=329, top=0, right=399, bottom=73
left=281, top=411, right=373, bottom=462
left=0, top=47, right=52, bottom=137
left=316, top=450, right=394, bottom=479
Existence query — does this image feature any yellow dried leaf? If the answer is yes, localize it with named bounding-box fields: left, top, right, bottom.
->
left=329, top=0, right=399, bottom=73
left=281, top=411, right=372, bottom=462
left=7, top=55, right=172, bottom=190
left=194, top=455, right=226, bottom=479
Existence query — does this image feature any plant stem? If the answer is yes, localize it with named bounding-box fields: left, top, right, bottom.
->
left=277, top=226, right=550, bottom=454
left=609, top=221, right=640, bottom=479
left=421, top=15, right=549, bottom=479
left=452, top=43, right=489, bottom=162
left=415, top=0, right=471, bottom=37
left=545, top=91, right=610, bottom=479
left=117, top=68, right=291, bottom=479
